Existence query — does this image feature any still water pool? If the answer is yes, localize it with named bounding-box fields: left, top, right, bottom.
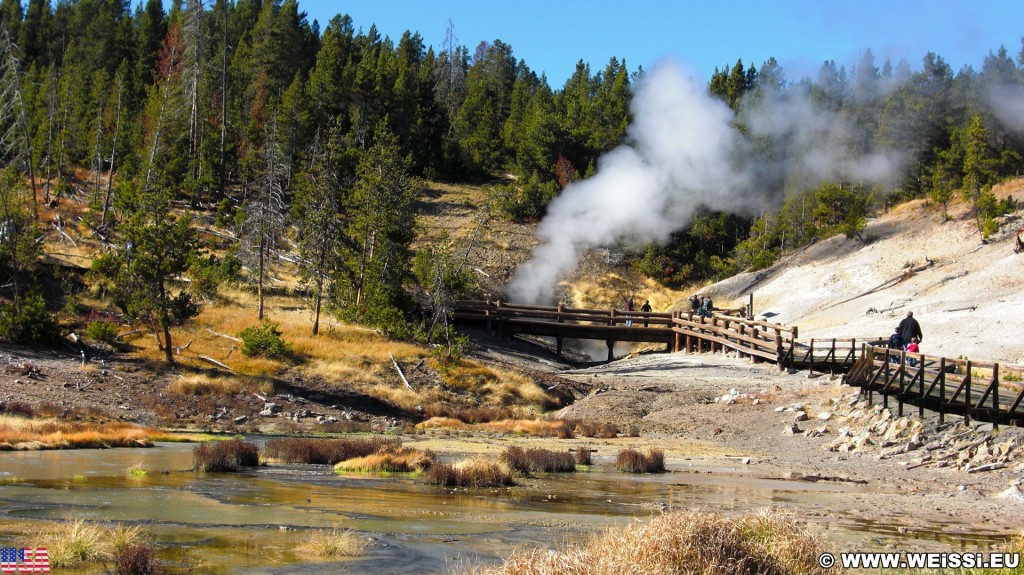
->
left=0, top=440, right=1009, bottom=574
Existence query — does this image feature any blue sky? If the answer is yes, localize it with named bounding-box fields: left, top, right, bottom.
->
left=298, top=0, right=1023, bottom=86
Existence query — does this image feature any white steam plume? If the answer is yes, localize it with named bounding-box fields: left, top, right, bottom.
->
left=989, top=83, right=1024, bottom=133
left=506, top=58, right=905, bottom=305
left=507, top=60, right=748, bottom=304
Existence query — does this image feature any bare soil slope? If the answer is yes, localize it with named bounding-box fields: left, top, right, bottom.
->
left=704, top=181, right=1024, bottom=365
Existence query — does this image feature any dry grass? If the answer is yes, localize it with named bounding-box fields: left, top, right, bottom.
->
left=501, top=446, right=576, bottom=474
left=0, top=415, right=156, bottom=450
left=424, top=457, right=516, bottom=488
left=295, top=527, right=367, bottom=558
left=18, top=520, right=149, bottom=568
left=263, top=436, right=401, bottom=465
left=615, top=448, right=666, bottom=473
left=453, top=509, right=834, bottom=575
left=166, top=372, right=272, bottom=396
left=417, top=417, right=573, bottom=438
left=333, top=446, right=435, bottom=473
left=192, top=439, right=260, bottom=472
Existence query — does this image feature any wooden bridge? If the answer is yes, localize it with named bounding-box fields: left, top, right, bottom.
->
left=451, top=300, right=1024, bottom=426
left=453, top=300, right=804, bottom=365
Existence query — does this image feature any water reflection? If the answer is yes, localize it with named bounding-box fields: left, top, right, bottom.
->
left=0, top=442, right=1011, bottom=574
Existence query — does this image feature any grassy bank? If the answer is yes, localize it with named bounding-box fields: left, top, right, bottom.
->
left=0, top=414, right=157, bottom=450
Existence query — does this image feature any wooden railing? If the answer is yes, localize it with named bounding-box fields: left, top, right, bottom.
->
left=452, top=300, right=1023, bottom=425
left=452, top=301, right=797, bottom=364
left=845, top=345, right=1024, bottom=427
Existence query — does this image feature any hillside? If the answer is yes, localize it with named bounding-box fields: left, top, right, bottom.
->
left=703, top=178, right=1024, bottom=366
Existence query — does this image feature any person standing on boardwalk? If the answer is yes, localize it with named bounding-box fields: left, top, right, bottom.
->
left=898, top=311, right=923, bottom=346
left=905, top=336, right=920, bottom=367
left=625, top=296, right=634, bottom=327
left=640, top=299, right=652, bottom=327
left=887, top=326, right=904, bottom=364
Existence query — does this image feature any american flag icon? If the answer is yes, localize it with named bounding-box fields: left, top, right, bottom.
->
left=0, top=547, right=50, bottom=573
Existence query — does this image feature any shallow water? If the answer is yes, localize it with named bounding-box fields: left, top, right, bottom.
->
left=0, top=442, right=1010, bottom=574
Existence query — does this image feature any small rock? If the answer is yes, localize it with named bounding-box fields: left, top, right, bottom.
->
left=233, top=415, right=247, bottom=424
left=741, top=457, right=751, bottom=465
left=817, top=411, right=832, bottom=421
left=794, top=411, right=809, bottom=422
left=783, top=423, right=803, bottom=435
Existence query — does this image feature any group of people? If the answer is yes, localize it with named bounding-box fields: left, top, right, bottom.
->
left=887, top=311, right=924, bottom=365
left=688, top=294, right=714, bottom=318
left=623, top=296, right=653, bottom=327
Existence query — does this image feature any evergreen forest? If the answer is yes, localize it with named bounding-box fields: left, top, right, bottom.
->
left=1, top=0, right=1023, bottom=349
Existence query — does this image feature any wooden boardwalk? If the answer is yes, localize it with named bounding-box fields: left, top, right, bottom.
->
left=451, top=300, right=1024, bottom=426
left=453, top=300, right=797, bottom=365
left=845, top=346, right=1024, bottom=427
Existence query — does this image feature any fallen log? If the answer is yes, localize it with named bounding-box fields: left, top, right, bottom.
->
left=206, top=328, right=242, bottom=343
left=391, top=353, right=412, bottom=390
left=197, top=355, right=234, bottom=372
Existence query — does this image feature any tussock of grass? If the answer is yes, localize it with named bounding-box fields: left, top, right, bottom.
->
left=571, top=420, right=620, bottom=438
left=456, top=509, right=833, bottom=575
left=417, top=417, right=573, bottom=438
left=19, top=520, right=148, bottom=568
left=574, top=445, right=593, bottom=466
left=296, top=527, right=367, bottom=558
left=333, top=446, right=434, bottom=473
left=264, top=436, right=401, bottom=465
left=193, top=439, right=259, bottom=472
left=424, top=457, right=515, bottom=487
left=615, top=448, right=666, bottom=473
left=0, top=415, right=156, bottom=450
left=113, top=543, right=166, bottom=575
left=501, top=446, right=576, bottom=474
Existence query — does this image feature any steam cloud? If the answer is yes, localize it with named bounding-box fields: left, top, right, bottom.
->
left=506, top=58, right=904, bottom=304
left=989, top=83, right=1024, bottom=133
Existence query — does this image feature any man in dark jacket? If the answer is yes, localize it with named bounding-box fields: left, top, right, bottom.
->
left=898, top=311, right=923, bottom=345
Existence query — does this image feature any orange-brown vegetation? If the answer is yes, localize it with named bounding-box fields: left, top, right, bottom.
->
left=417, top=417, right=573, bottom=438
left=0, top=414, right=156, bottom=450
left=424, top=457, right=516, bottom=488
left=452, top=509, right=833, bottom=575
left=333, top=446, right=435, bottom=473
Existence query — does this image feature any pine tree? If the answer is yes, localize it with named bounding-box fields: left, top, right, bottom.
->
left=0, top=21, right=38, bottom=219
left=294, top=125, right=348, bottom=334
left=98, top=180, right=200, bottom=364
left=338, top=122, right=415, bottom=332
left=962, top=113, right=999, bottom=235
left=239, top=113, right=287, bottom=320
